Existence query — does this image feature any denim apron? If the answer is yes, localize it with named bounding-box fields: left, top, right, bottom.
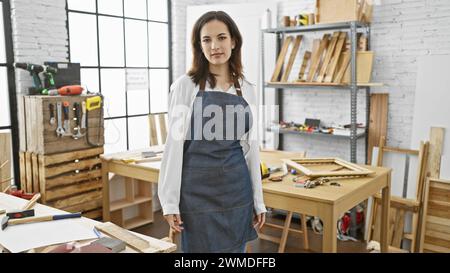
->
left=179, top=79, right=258, bottom=253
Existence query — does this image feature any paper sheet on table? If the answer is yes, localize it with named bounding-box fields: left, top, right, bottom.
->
left=0, top=219, right=98, bottom=253
left=0, top=193, right=97, bottom=253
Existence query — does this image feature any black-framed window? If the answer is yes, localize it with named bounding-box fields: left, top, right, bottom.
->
left=1, top=0, right=18, bottom=185
left=66, top=0, right=171, bottom=154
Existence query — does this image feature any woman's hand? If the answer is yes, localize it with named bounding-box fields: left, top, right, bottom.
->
left=253, top=212, right=266, bottom=231
left=164, top=214, right=184, bottom=233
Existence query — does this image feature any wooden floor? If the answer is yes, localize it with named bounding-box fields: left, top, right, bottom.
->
left=132, top=210, right=369, bottom=253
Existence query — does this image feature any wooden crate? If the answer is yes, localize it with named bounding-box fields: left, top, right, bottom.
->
left=315, top=0, right=373, bottom=24
left=18, top=94, right=104, bottom=154
left=19, top=147, right=104, bottom=219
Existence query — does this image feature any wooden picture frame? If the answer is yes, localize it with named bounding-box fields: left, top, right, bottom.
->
left=282, top=158, right=375, bottom=177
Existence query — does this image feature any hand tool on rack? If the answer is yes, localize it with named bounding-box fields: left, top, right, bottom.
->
left=49, top=103, right=55, bottom=125
left=2, top=212, right=82, bottom=230
left=62, top=101, right=72, bottom=137
left=72, top=102, right=84, bottom=139
left=14, top=63, right=57, bottom=95
left=55, top=102, right=65, bottom=137
left=81, top=101, right=87, bottom=130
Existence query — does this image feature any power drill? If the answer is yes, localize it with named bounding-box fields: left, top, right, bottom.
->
left=14, top=63, right=58, bottom=95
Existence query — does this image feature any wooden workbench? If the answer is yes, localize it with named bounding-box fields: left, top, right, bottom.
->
left=0, top=192, right=176, bottom=253
left=102, top=147, right=390, bottom=253
left=101, top=145, right=164, bottom=226
left=260, top=150, right=391, bottom=253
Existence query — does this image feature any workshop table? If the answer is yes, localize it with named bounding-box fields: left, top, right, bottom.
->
left=260, top=150, right=391, bottom=253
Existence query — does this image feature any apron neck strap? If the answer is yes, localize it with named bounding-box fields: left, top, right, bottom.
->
left=199, top=78, right=242, bottom=97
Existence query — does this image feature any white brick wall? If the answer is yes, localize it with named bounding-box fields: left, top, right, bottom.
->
left=172, top=0, right=450, bottom=163
left=10, top=0, right=68, bottom=94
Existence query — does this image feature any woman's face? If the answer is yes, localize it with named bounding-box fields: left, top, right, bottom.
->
left=199, top=19, right=235, bottom=66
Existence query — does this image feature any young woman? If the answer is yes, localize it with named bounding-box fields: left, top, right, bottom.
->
left=158, top=11, right=266, bottom=253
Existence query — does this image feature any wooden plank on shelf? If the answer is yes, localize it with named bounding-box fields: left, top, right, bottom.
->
left=297, top=51, right=311, bottom=82
left=281, top=35, right=303, bottom=82
left=315, top=0, right=359, bottom=24
left=316, top=32, right=340, bottom=82
left=426, top=127, right=445, bottom=179
left=307, top=34, right=330, bottom=82
left=367, top=94, right=388, bottom=164
left=271, top=36, right=293, bottom=82
left=324, top=32, right=347, bottom=83
left=333, top=52, right=351, bottom=83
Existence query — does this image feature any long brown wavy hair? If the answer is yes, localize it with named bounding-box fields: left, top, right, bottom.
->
left=187, top=11, right=243, bottom=88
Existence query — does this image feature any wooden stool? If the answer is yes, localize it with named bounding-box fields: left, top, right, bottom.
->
left=259, top=211, right=309, bottom=252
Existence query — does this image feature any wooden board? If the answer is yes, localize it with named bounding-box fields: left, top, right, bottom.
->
left=95, top=222, right=151, bottom=252
left=283, top=158, right=374, bottom=177
left=419, top=178, right=450, bottom=252
left=307, top=34, right=330, bottom=82
left=0, top=132, right=11, bottom=192
left=281, top=35, right=303, bottom=82
left=367, top=94, right=388, bottom=164
left=324, top=32, right=347, bottom=83
left=297, top=51, right=311, bottom=82
left=342, top=51, right=374, bottom=83
left=316, top=32, right=340, bottom=82
left=270, top=36, right=293, bottom=82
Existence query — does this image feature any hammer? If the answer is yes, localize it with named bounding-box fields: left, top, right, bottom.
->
left=1, top=212, right=82, bottom=230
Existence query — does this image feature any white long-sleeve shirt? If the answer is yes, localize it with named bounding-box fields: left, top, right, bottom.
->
left=158, top=74, right=267, bottom=216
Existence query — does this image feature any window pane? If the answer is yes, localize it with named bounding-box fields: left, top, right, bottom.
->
left=81, top=68, right=99, bottom=94
left=126, top=69, right=149, bottom=115
left=101, top=69, right=126, bottom=118
left=128, top=116, right=149, bottom=150
left=125, top=19, right=147, bottom=67
left=0, top=2, right=6, bottom=63
left=69, top=13, right=98, bottom=66
left=148, top=22, right=168, bottom=67
left=0, top=67, right=10, bottom=127
left=149, top=69, right=168, bottom=113
left=104, top=118, right=127, bottom=154
left=98, top=0, right=123, bottom=17
left=99, top=16, right=124, bottom=67
left=67, top=0, right=96, bottom=12
left=148, top=0, right=168, bottom=22
left=124, top=0, right=147, bottom=19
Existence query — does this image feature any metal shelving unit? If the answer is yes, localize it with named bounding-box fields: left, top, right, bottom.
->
left=261, top=21, right=373, bottom=164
